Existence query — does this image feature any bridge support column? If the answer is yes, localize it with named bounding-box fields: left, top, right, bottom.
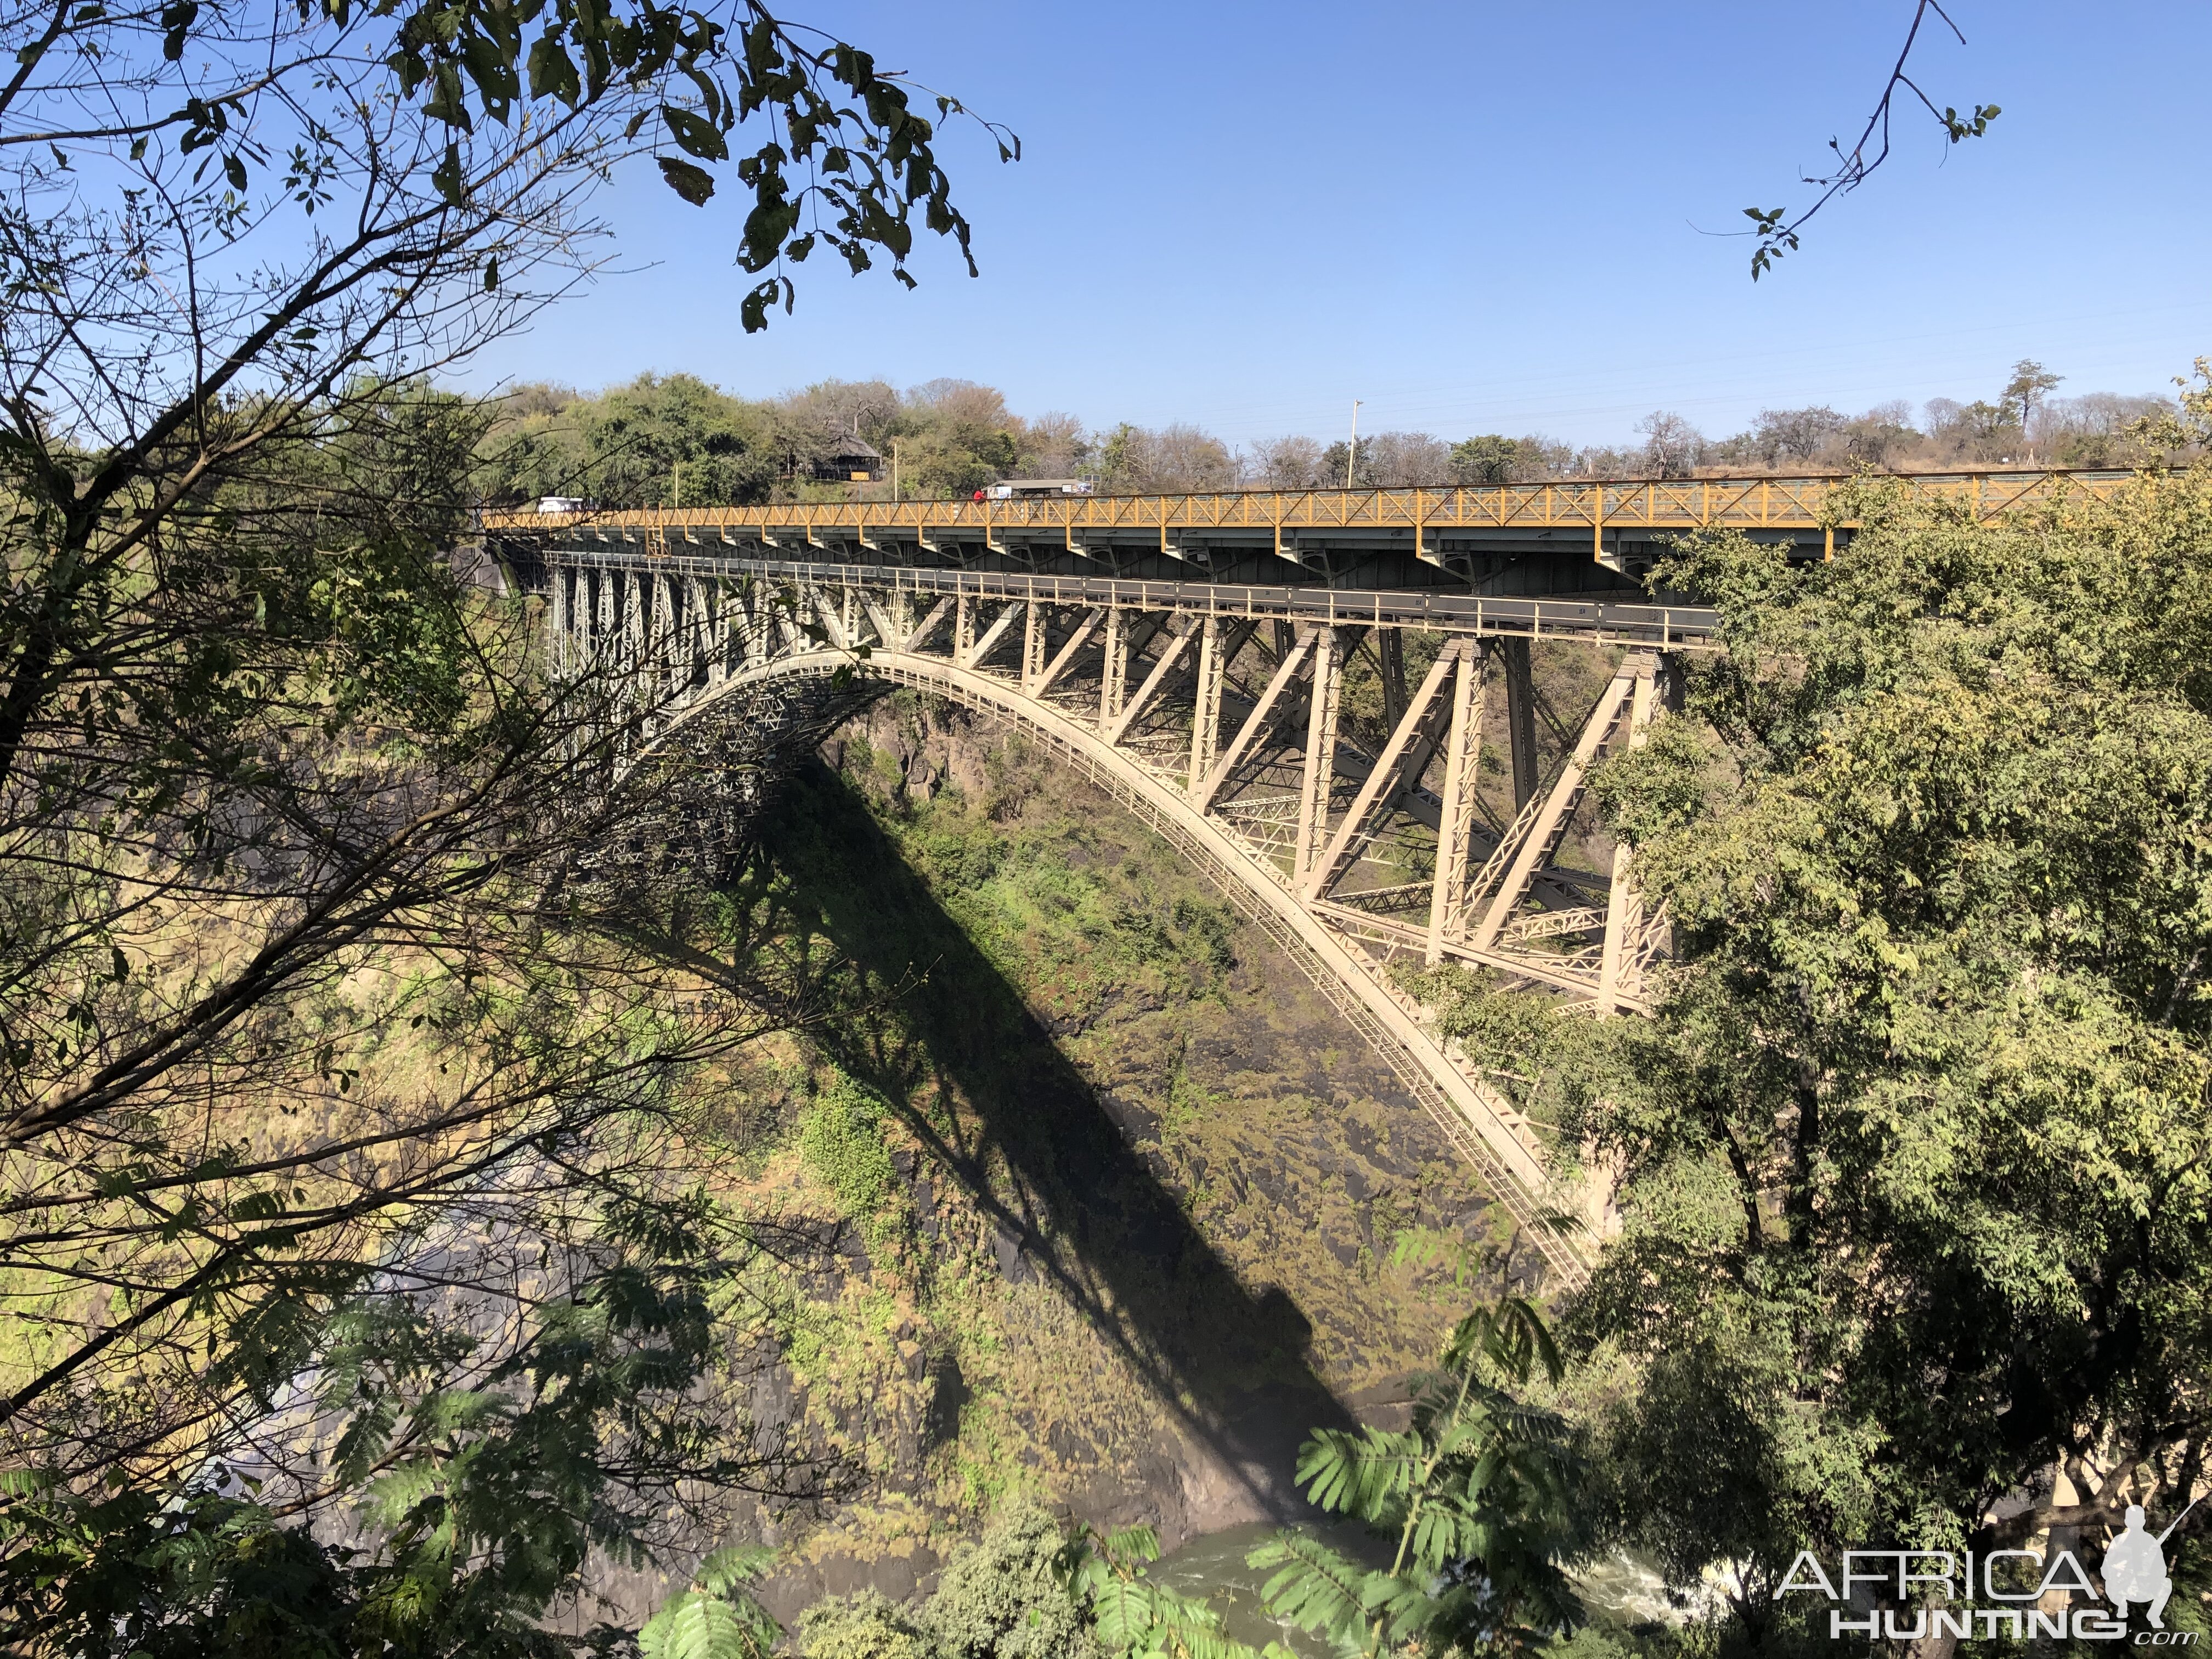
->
left=548, top=565, right=571, bottom=674
left=1502, top=637, right=1539, bottom=811
left=1099, top=609, right=1126, bottom=726
left=1379, top=630, right=1408, bottom=733
left=649, top=573, right=678, bottom=712
left=623, top=571, right=647, bottom=681
left=1427, top=643, right=1489, bottom=964
left=1021, top=603, right=1046, bottom=690
left=1595, top=659, right=1662, bottom=1013
left=1197, top=627, right=1317, bottom=812
left=1186, top=617, right=1224, bottom=795
left=1034, top=608, right=1103, bottom=698
left=706, top=579, right=728, bottom=688
left=954, top=592, right=975, bottom=665
left=683, top=577, right=708, bottom=695
left=1294, top=627, right=1341, bottom=887
left=738, top=582, right=767, bottom=669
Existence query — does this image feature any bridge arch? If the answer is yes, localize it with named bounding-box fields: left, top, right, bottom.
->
left=526, top=545, right=1707, bottom=1285
left=637, top=642, right=1593, bottom=1283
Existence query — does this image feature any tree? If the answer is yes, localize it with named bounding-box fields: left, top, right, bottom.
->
left=1449, top=435, right=1523, bottom=487
left=919, top=1499, right=1104, bottom=1659
left=1634, top=411, right=1705, bottom=478
left=1356, top=431, right=1451, bottom=488
left=1922, top=395, right=2018, bottom=461
left=1249, top=1284, right=1588, bottom=1658
left=482, top=373, right=781, bottom=506
left=1421, top=467, right=2212, bottom=1639
left=0, top=0, right=1002, bottom=1638
left=1741, top=0, right=1997, bottom=278
left=2033, top=391, right=2172, bottom=469
left=640, top=1545, right=783, bottom=1659
left=2003, top=358, right=2064, bottom=458
left=800, top=1588, right=939, bottom=1659
left=1251, top=435, right=1327, bottom=489
left=0, top=381, right=850, bottom=1644
left=1097, top=423, right=1236, bottom=495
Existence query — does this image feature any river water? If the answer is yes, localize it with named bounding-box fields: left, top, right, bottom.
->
left=1152, top=1521, right=1706, bottom=1655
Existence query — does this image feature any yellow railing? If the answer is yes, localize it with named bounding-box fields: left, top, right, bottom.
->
left=483, top=468, right=2137, bottom=541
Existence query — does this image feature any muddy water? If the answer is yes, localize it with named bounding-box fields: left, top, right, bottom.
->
left=1153, top=1522, right=1703, bottom=1654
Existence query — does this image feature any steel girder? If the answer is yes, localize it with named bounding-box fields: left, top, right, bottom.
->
left=546, top=556, right=1704, bottom=1283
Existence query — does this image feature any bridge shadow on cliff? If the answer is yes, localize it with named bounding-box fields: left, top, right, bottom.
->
left=735, top=758, right=1356, bottom=1523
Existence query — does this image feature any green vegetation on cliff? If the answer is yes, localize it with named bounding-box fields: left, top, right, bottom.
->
left=1410, top=438, right=2212, bottom=1644
left=678, top=703, right=1530, bottom=1621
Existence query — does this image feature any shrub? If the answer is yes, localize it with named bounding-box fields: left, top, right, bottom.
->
left=799, top=1075, right=906, bottom=1246
left=799, top=1588, right=939, bottom=1659
left=921, top=1499, right=1103, bottom=1659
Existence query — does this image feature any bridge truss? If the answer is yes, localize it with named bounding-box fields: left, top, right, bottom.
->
left=536, top=546, right=1733, bottom=1283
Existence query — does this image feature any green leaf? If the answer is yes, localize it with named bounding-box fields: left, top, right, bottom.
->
left=526, top=31, right=579, bottom=103
left=693, top=1543, right=775, bottom=1594
left=1247, top=1533, right=1370, bottom=1649
left=639, top=1590, right=772, bottom=1659
left=431, top=142, right=466, bottom=206
left=657, top=155, right=715, bottom=205
left=661, top=103, right=728, bottom=162
left=159, top=0, right=197, bottom=60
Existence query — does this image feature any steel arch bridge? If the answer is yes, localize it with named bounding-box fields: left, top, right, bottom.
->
left=518, top=600, right=1721, bottom=1287
left=486, top=469, right=2133, bottom=1283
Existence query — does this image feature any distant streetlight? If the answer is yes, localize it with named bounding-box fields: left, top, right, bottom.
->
left=1346, top=399, right=1363, bottom=490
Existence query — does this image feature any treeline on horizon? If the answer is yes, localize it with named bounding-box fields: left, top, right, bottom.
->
left=479, top=356, right=2192, bottom=510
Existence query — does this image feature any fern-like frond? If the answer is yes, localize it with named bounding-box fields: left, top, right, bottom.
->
left=695, top=1543, right=776, bottom=1594
left=1248, top=1532, right=1377, bottom=1650
left=637, top=1590, right=772, bottom=1659
left=1107, top=1523, right=1163, bottom=1564
left=1293, top=1426, right=1421, bottom=1521
left=1087, top=1575, right=1164, bottom=1650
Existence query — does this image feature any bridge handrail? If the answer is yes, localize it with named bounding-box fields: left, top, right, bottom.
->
left=484, top=467, right=2138, bottom=537
left=536, top=552, right=1722, bottom=648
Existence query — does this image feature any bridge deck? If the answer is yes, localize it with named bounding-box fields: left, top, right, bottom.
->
left=488, top=467, right=2127, bottom=597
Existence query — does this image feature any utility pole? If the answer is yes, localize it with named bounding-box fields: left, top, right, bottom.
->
left=892, top=439, right=901, bottom=501
left=1345, top=399, right=1363, bottom=489
left=672, top=459, right=681, bottom=510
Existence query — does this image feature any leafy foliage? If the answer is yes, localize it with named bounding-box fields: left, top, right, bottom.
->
left=1059, top=1523, right=1294, bottom=1659
left=799, top=1588, right=939, bottom=1659
left=1424, top=468, right=2212, bottom=1633
left=800, top=1073, right=909, bottom=1246
left=920, top=1499, right=1105, bottom=1659
left=639, top=1546, right=781, bottom=1659
left=1249, top=1291, right=1588, bottom=1658
left=1740, top=1, right=1996, bottom=278
left=0, top=1198, right=798, bottom=1654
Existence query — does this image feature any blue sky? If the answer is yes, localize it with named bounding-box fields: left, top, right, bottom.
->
left=465, top=1, right=2212, bottom=449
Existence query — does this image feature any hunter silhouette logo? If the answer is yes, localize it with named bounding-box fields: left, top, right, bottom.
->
left=1777, top=1499, right=2202, bottom=1643
left=2104, top=1502, right=2196, bottom=1631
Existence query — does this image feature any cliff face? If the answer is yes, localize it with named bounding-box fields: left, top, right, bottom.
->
left=591, top=692, right=1527, bottom=1628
